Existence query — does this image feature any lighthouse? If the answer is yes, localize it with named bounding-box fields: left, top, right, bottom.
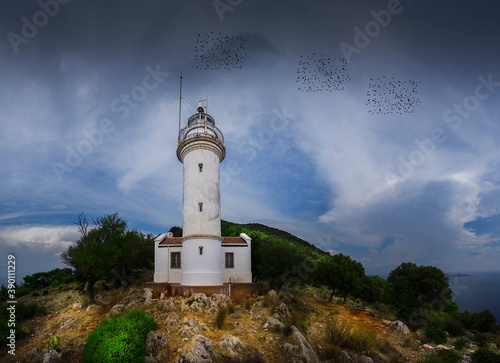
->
left=151, top=94, right=253, bottom=294
left=176, top=101, right=225, bottom=285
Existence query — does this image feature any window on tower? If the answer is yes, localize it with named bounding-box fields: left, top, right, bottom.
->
left=171, top=252, right=181, bottom=269
left=199, top=203, right=203, bottom=212
left=199, top=246, right=203, bottom=255
left=225, top=252, right=234, bottom=269
left=198, top=163, right=203, bottom=172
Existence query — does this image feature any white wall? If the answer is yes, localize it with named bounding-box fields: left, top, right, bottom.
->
left=222, top=249, right=252, bottom=283
left=154, top=245, right=182, bottom=283
left=181, top=238, right=223, bottom=285
left=182, top=148, right=221, bottom=238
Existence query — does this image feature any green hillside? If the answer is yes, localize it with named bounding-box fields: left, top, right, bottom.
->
left=221, top=220, right=327, bottom=256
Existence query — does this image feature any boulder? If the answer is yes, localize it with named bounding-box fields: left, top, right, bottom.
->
left=178, top=335, right=214, bottom=363
left=143, top=288, right=153, bottom=299
left=292, top=326, right=320, bottom=363
left=266, top=290, right=279, bottom=304
left=282, top=343, right=295, bottom=352
left=42, top=349, right=61, bottom=363
left=158, top=299, right=176, bottom=312
left=145, top=332, right=163, bottom=355
left=275, top=302, right=291, bottom=319
left=264, top=317, right=285, bottom=331
left=218, top=336, right=244, bottom=357
left=388, top=320, right=410, bottom=335
left=108, top=304, right=126, bottom=316
left=359, top=355, right=374, bottom=363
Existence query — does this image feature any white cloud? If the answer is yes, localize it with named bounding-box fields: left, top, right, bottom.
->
left=0, top=225, right=79, bottom=252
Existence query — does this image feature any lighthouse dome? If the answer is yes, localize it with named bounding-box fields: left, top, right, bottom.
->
left=187, top=112, right=215, bottom=126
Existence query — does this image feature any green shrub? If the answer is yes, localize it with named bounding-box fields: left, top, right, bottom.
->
left=453, top=337, right=467, bottom=350
left=442, top=317, right=465, bottom=337
left=43, top=289, right=49, bottom=296
left=215, top=307, right=228, bottom=329
left=65, top=293, right=72, bottom=300
left=420, top=349, right=461, bottom=363
left=472, top=348, right=500, bottom=363
left=425, top=327, right=447, bottom=344
left=299, top=319, right=310, bottom=332
left=82, top=309, right=156, bottom=363
left=31, top=291, right=39, bottom=297
left=48, top=335, right=61, bottom=352
left=473, top=332, right=488, bottom=347
left=227, top=302, right=235, bottom=314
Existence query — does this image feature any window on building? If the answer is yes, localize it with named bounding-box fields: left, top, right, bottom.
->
left=225, top=252, right=234, bottom=269
left=198, top=163, right=203, bottom=172
left=171, top=252, right=181, bottom=269
left=199, top=246, right=203, bottom=255
left=199, top=203, right=203, bottom=212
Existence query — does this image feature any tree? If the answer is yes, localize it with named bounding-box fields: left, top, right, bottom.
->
left=61, top=213, right=154, bottom=304
left=61, top=227, right=112, bottom=305
left=315, top=253, right=365, bottom=302
left=169, top=226, right=182, bottom=237
left=384, top=262, right=451, bottom=320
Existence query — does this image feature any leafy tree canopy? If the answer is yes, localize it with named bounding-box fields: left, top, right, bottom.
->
left=61, top=213, right=154, bottom=304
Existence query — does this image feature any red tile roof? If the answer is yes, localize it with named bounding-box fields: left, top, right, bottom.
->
left=158, top=236, right=247, bottom=246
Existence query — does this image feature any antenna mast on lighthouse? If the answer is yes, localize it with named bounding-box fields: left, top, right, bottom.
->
left=178, top=74, right=183, bottom=133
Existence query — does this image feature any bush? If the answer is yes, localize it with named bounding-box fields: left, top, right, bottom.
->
left=0, top=301, right=47, bottom=346
left=82, top=309, right=156, bottom=363
left=244, top=299, right=252, bottom=311
left=321, top=343, right=341, bottom=360
left=425, top=327, right=447, bottom=344
left=215, top=307, right=228, bottom=329
left=420, top=349, right=461, bottom=363
left=43, top=289, right=49, bottom=296
left=454, top=337, right=467, bottom=350
left=48, top=335, right=61, bottom=352
left=442, top=317, right=465, bottom=337
left=32, top=291, right=39, bottom=297
left=228, top=303, right=235, bottom=314
left=473, top=332, right=488, bottom=347
left=282, top=325, right=293, bottom=337
left=472, top=348, right=500, bottom=363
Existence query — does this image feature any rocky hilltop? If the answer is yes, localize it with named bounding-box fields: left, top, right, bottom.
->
left=2, top=275, right=429, bottom=363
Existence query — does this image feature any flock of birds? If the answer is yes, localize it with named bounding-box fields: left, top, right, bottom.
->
left=192, top=35, right=422, bottom=114
left=366, top=76, right=422, bottom=115
left=193, top=32, right=249, bottom=71
left=296, top=55, right=351, bottom=92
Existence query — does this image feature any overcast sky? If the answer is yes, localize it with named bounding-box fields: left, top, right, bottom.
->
left=1, top=0, right=500, bottom=281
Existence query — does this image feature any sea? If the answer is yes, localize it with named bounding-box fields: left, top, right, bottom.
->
left=448, top=271, right=500, bottom=322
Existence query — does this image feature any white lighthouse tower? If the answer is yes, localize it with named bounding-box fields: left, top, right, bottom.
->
left=176, top=100, right=225, bottom=286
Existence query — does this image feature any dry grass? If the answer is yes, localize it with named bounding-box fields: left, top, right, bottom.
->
left=215, top=307, right=228, bottom=329
left=324, top=316, right=378, bottom=352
